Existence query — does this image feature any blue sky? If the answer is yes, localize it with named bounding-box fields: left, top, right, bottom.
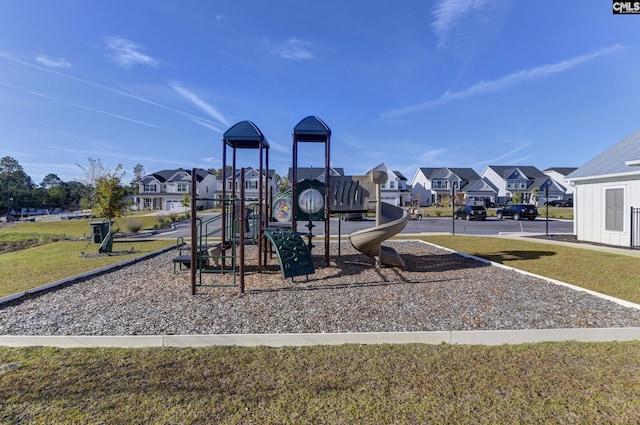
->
left=2, top=0, right=640, bottom=185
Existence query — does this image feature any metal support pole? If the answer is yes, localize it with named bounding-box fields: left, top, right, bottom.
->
left=451, top=184, right=456, bottom=235
left=190, top=168, right=198, bottom=295
left=545, top=186, right=549, bottom=236
left=239, top=169, right=245, bottom=294
left=324, top=134, right=330, bottom=266
left=221, top=142, right=227, bottom=258
left=375, top=176, right=382, bottom=269
left=292, top=134, right=297, bottom=233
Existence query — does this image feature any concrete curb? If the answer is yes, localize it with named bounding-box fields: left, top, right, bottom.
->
left=1, top=328, right=639, bottom=348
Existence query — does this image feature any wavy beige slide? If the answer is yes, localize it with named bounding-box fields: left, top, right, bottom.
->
left=349, top=201, right=409, bottom=268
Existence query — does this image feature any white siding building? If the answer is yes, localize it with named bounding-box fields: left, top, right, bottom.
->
left=567, top=129, right=640, bottom=248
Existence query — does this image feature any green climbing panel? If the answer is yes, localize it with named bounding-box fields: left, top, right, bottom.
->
left=263, top=230, right=315, bottom=279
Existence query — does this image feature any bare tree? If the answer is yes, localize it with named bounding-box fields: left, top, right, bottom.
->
left=76, top=158, right=108, bottom=211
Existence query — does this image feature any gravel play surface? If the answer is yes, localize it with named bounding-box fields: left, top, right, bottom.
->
left=0, top=241, right=639, bottom=336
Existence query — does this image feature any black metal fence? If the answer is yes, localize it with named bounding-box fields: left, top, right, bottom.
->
left=632, top=207, right=640, bottom=249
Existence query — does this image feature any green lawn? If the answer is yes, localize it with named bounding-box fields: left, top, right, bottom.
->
left=0, top=217, right=175, bottom=297
left=1, top=342, right=639, bottom=424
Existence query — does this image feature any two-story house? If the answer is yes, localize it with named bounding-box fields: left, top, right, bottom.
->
left=135, top=168, right=217, bottom=211
left=223, top=167, right=278, bottom=200
left=480, top=165, right=565, bottom=206
left=368, top=163, right=411, bottom=206
left=543, top=167, right=577, bottom=201
left=411, top=167, right=497, bottom=207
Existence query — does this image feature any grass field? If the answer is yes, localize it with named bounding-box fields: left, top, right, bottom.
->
left=0, top=216, right=175, bottom=297
left=1, top=342, right=639, bottom=423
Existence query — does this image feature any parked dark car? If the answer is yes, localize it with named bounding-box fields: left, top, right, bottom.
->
left=453, top=205, right=487, bottom=221
left=496, top=204, right=538, bottom=220
left=545, top=199, right=573, bottom=207
left=341, top=212, right=363, bottom=221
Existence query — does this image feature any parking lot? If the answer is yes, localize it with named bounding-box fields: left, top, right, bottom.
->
left=333, top=216, right=573, bottom=236
left=165, top=214, right=573, bottom=239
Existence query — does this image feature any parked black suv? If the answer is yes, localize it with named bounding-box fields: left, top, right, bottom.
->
left=453, top=205, right=487, bottom=221
left=496, top=204, right=538, bottom=221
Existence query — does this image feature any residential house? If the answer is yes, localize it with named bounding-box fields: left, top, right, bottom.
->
left=223, top=167, right=278, bottom=200
left=411, top=167, right=497, bottom=207
left=369, top=163, right=411, bottom=206
left=135, top=168, right=217, bottom=211
left=566, top=129, right=640, bottom=248
left=480, top=165, right=564, bottom=206
left=543, top=167, right=577, bottom=200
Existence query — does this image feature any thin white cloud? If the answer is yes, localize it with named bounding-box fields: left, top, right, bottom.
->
left=190, top=117, right=226, bottom=134
left=105, top=36, right=159, bottom=69
left=273, top=38, right=316, bottom=60
left=1, top=82, right=169, bottom=132
left=266, top=139, right=289, bottom=155
left=169, top=82, right=230, bottom=127
left=381, top=45, right=624, bottom=119
left=419, top=147, right=448, bottom=163
left=35, top=55, right=72, bottom=69
left=431, top=0, right=492, bottom=49
left=0, top=52, right=224, bottom=130
left=473, top=141, right=532, bottom=167
left=49, top=145, right=191, bottom=167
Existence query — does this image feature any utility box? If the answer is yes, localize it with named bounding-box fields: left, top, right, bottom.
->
left=89, top=221, right=111, bottom=244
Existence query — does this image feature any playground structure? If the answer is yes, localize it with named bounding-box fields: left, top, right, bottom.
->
left=180, top=116, right=409, bottom=294
left=342, top=170, right=409, bottom=268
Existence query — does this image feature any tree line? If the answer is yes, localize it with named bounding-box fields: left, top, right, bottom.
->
left=0, top=156, right=145, bottom=217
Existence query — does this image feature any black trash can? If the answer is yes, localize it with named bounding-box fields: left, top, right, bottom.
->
left=89, top=221, right=111, bottom=244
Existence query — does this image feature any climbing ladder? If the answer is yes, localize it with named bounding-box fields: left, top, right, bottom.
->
left=263, top=229, right=315, bottom=282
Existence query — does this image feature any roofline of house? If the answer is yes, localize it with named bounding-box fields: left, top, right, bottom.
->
left=567, top=170, right=640, bottom=183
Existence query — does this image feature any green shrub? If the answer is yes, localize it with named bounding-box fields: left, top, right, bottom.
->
left=124, top=218, right=143, bottom=233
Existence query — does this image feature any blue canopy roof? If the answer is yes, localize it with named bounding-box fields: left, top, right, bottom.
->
left=293, top=116, right=331, bottom=142
left=222, top=120, right=269, bottom=149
